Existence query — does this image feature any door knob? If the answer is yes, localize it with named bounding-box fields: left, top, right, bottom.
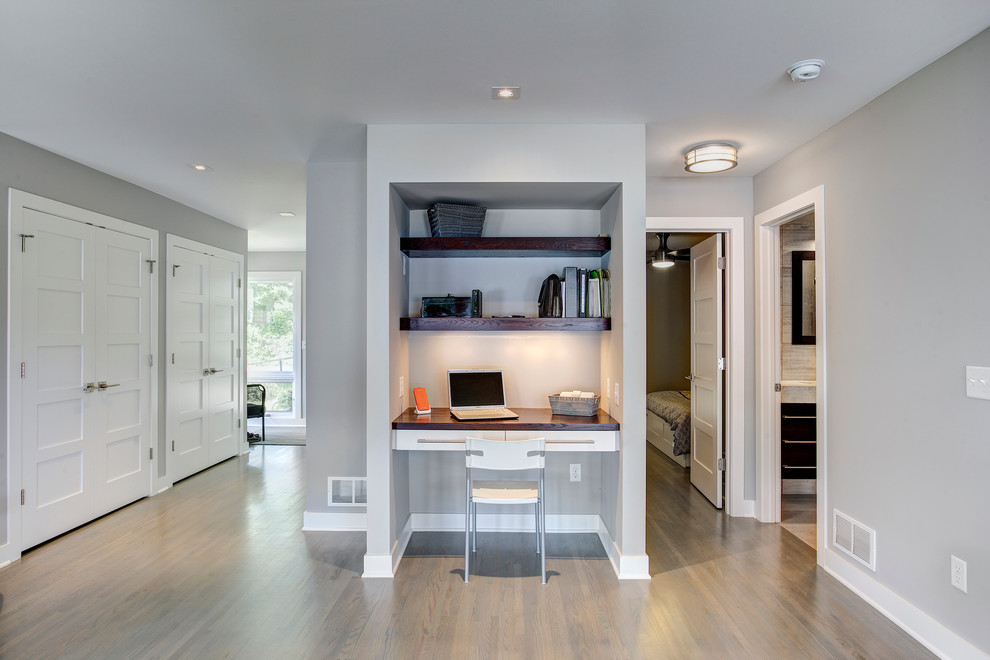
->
left=83, top=382, right=97, bottom=393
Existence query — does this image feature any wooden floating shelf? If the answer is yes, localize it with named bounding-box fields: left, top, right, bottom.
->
left=400, top=236, right=610, bottom=258
left=400, top=317, right=611, bottom=332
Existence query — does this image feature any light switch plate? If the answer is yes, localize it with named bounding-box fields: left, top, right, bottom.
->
left=965, top=366, right=990, bottom=400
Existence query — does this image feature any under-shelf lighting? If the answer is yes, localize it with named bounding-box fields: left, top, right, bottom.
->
left=684, top=143, right=738, bottom=174
left=278, top=211, right=296, bottom=217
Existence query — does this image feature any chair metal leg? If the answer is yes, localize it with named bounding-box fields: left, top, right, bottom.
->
left=535, top=501, right=540, bottom=553
left=465, top=475, right=470, bottom=583
left=472, top=502, right=477, bottom=552
left=261, top=415, right=266, bottom=442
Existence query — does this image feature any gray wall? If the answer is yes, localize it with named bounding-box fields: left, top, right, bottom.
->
left=646, top=261, right=690, bottom=393
left=304, top=161, right=367, bottom=514
left=247, top=251, right=307, bottom=422
left=754, top=28, right=990, bottom=652
left=1, top=131, right=246, bottom=546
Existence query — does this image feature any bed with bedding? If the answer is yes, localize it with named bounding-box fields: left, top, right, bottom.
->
left=646, top=390, right=691, bottom=468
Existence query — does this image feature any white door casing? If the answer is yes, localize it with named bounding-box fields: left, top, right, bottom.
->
left=166, top=235, right=245, bottom=483
left=9, top=190, right=157, bottom=555
left=754, top=186, right=827, bottom=565
left=689, top=234, right=724, bottom=508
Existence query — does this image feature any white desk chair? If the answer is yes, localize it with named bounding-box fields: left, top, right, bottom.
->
left=464, top=437, right=546, bottom=584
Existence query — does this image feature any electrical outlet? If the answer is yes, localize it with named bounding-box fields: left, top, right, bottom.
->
left=966, top=366, right=990, bottom=400
left=613, top=382, right=620, bottom=405
left=569, top=464, right=581, bottom=482
left=399, top=376, right=405, bottom=397
left=951, top=555, right=968, bottom=593
left=606, top=378, right=611, bottom=399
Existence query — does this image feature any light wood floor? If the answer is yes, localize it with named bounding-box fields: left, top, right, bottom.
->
left=0, top=445, right=933, bottom=659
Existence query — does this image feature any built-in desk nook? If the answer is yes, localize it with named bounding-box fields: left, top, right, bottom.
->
left=361, top=125, right=648, bottom=580
left=392, top=408, right=620, bottom=452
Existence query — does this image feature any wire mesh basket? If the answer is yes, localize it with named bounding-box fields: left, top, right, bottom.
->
left=427, top=203, right=487, bottom=237
left=548, top=394, right=601, bottom=416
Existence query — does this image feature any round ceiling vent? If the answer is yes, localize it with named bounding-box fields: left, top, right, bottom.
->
left=787, top=59, right=825, bottom=82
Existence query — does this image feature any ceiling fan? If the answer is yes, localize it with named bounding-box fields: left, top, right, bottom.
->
left=648, top=232, right=690, bottom=269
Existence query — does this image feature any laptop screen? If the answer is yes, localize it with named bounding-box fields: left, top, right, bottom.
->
left=448, top=370, right=506, bottom=409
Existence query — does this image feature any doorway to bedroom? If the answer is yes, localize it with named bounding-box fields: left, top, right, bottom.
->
left=646, top=231, right=723, bottom=507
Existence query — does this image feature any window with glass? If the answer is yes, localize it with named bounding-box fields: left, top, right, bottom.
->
left=247, top=272, right=302, bottom=419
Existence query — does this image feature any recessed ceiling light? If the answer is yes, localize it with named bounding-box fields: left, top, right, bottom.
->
left=787, top=59, right=825, bottom=82
left=188, top=163, right=213, bottom=172
left=278, top=212, right=296, bottom=217
left=491, top=86, right=520, bottom=100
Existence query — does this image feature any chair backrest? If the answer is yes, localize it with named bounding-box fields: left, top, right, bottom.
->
left=466, top=437, right=545, bottom=471
left=247, top=383, right=266, bottom=406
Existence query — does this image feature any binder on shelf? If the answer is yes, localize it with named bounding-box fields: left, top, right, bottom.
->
left=600, top=269, right=611, bottom=318
left=563, top=266, right=578, bottom=318
left=578, top=268, right=588, bottom=318
left=588, top=270, right=602, bottom=318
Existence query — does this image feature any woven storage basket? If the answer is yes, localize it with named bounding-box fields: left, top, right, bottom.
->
left=548, top=394, right=600, bottom=416
left=427, top=203, right=487, bottom=237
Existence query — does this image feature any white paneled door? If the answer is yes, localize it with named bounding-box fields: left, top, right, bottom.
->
left=18, top=205, right=154, bottom=549
left=689, top=234, right=725, bottom=508
left=167, top=238, right=243, bottom=482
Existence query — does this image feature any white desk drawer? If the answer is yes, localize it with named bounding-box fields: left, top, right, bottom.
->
left=393, top=429, right=503, bottom=450
left=505, top=430, right=618, bottom=452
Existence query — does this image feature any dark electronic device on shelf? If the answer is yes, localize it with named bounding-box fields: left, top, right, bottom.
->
left=421, top=295, right=472, bottom=318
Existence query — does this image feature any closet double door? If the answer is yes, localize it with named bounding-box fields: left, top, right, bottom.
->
left=17, top=203, right=155, bottom=550
left=167, top=238, right=243, bottom=482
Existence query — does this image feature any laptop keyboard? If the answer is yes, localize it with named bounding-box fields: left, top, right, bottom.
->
left=453, top=408, right=517, bottom=419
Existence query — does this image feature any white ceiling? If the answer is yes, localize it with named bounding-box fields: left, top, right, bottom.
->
left=3, top=2, right=989, bottom=252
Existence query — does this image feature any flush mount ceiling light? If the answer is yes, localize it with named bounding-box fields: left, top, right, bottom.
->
left=188, top=163, right=213, bottom=172
left=491, top=85, right=520, bottom=100
left=787, top=59, right=825, bottom=82
left=684, top=142, right=738, bottom=174
left=651, top=251, right=675, bottom=269
left=278, top=211, right=296, bottom=217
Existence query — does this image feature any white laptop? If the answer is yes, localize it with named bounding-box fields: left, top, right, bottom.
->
left=447, top=369, right=519, bottom=421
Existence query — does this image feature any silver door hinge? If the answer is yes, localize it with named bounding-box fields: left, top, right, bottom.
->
left=149, top=448, right=154, bottom=460
left=148, top=354, right=154, bottom=367
left=717, top=256, right=726, bottom=270
left=19, top=234, right=34, bottom=252
left=172, top=264, right=181, bottom=277
left=146, top=259, right=156, bottom=274
left=171, top=440, right=175, bottom=451
left=775, top=383, right=782, bottom=392
left=717, top=357, right=726, bottom=371
left=237, top=278, right=242, bottom=288
left=236, top=348, right=241, bottom=359
left=717, top=457, right=725, bottom=471
left=21, top=489, right=25, bottom=505
left=237, top=419, right=241, bottom=429
left=20, top=362, right=26, bottom=378
left=171, top=353, right=175, bottom=365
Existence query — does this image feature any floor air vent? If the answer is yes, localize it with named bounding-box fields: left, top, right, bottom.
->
left=833, top=509, right=876, bottom=571
left=328, top=477, right=367, bottom=506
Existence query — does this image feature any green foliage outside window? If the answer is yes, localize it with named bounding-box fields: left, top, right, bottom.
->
left=248, top=280, right=295, bottom=412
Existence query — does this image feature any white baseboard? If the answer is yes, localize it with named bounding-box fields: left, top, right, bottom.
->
left=408, top=512, right=601, bottom=533
left=730, top=498, right=756, bottom=518
left=823, top=549, right=987, bottom=660
left=362, top=553, right=395, bottom=578
left=595, top=521, right=651, bottom=580
left=302, top=510, right=367, bottom=531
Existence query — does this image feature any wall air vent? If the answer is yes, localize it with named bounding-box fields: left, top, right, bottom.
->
left=833, top=509, right=876, bottom=571
left=328, top=477, right=367, bottom=506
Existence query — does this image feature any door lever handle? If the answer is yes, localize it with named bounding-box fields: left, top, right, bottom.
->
left=685, top=374, right=695, bottom=381
left=98, top=381, right=120, bottom=390
left=210, top=368, right=223, bottom=374
left=83, top=382, right=97, bottom=393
